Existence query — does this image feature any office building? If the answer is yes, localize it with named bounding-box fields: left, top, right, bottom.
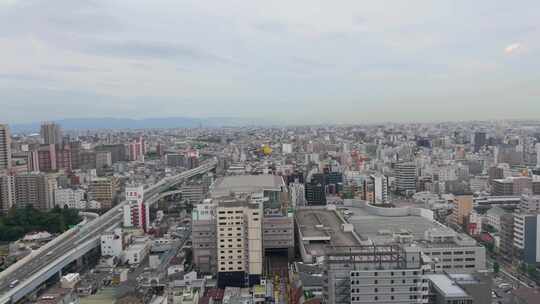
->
left=166, top=154, right=186, bottom=167
left=499, top=212, right=515, bottom=261
left=305, top=173, right=326, bottom=206
left=0, top=124, right=11, bottom=172
left=364, top=174, right=389, bottom=205
left=40, top=122, right=63, bottom=145
left=395, top=162, right=417, bottom=195
left=123, top=185, right=149, bottom=232
left=513, top=213, right=540, bottom=265
left=323, top=245, right=429, bottom=304
left=89, top=177, right=117, bottom=209
left=473, top=132, right=486, bottom=153
left=95, top=144, right=126, bottom=163
left=192, top=201, right=217, bottom=274
left=216, top=198, right=262, bottom=288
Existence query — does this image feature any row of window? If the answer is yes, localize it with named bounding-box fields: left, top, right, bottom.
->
left=352, top=271, right=419, bottom=277
left=426, top=250, right=475, bottom=256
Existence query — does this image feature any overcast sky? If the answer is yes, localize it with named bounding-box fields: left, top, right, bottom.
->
left=1, top=0, right=539, bottom=124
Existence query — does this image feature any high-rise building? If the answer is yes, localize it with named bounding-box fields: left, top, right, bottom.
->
left=365, top=174, right=389, bottom=205
left=89, top=177, right=117, bottom=209
left=128, top=136, right=145, bottom=161
left=123, top=185, right=149, bottom=232
left=192, top=201, right=217, bottom=274
left=0, top=124, right=11, bottom=172
left=0, top=174, right=15, bottom=214
left=40, top=122, right=63, bottom=145
left=395, top=162, right=417, bottom=195
left=305, top=173, right=326, bottom=205
left=14, top=173, right=55, bottom=210
left=473, top=131, right=486, bottom=153
left=216, top=198, right=262, bottom=288
left=513, top=213, right=540, bottom=265
left=450, top=195, right=473, bottom=228
left=54, top=188, right=85, bottom=209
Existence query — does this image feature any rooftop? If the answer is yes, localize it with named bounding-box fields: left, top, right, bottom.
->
left=426, top=274, right=469, bottom=298
left=296, top=208, right=360, bottom=248
left=210, top=175, right=284, bottom=197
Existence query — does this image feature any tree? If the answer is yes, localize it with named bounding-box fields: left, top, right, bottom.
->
left=493, top=262, right=500, bottom=274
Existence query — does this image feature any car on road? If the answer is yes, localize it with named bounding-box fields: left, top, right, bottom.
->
left=9, top=280, right=19, bottom=288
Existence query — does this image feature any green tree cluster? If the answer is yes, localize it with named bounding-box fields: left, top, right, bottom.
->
left=0, top=205, right=81, bottom=242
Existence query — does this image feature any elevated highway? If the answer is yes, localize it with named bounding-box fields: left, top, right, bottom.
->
left=0, top=158, right=217, bottom=303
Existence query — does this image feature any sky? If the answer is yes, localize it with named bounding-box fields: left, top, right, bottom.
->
left=0, top=0, right=539, bottom=124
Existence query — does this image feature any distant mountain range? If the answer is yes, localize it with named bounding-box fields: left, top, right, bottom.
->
left=11, top=117, right=274, bottom=133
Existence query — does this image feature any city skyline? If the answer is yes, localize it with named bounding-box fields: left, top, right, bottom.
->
left=1, top=0, right=539, bottom=124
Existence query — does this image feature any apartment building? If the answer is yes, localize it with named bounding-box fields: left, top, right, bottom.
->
left=216, top=198, right=262, bottom=288
left=88, top=177, right=118, bottom=209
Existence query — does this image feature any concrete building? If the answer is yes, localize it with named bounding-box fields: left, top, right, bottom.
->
left=499, top=212, right=515, bottom=261
left=123, top=185, right=149, bottom=232
left=14, top=173, right=56, bottom=210
left=324, top=245, right=429, bottom=304
left=192, top=201, right=217, bottom=274
left=513, top=213, right=540, bottom=265
left=449, top=195, right=473, bottom=228
left=124, top=240, right=150, bottom=265
left=395, top=162, right=417, bottom=195
left=427, top=272, right=491, bottom=304
left=100, top=228, right=124, bottom=258
left=485, top=206, right=507, bottom=232
left=216, top=198, right=262, bottom=288
left=95, top=151, right=112, bottom=169
left=211, top=175, right=294, bottom=257
left=40, top=122, right=63, bottom=145
left=54, top=188, right=85, bottom=209
left=0, top=174, right=15, bottom=214
left=180, top=184, right=206, bottom=203
left=519, top=194, right=540, bottom=213
left=0, top=124, right=11, bottom=172
left=88, top=177, right=117, bottom=209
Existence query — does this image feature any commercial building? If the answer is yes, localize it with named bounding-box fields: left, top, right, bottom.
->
left=364, top=174, right=389, bottom=205
left=519, top=194, right=540, bottom=213
left=40, top=122, right=63, bottom=145
left=395, top=162, right=417, bottom=195
left=95, top=151, right=112, bottom=169
left=123, top=185, right=149, bottom=232
left=513, top=213, right=540, bottom=265
left=88, top=177, right=117, bottom=209
left=192, top=201, right=217, bottom=274
left=427, top=272, right=491, bottom=304
left=323, top=245, right=429, bottom=304
left=100, top=228, right=124, bottom=258
left=216, top=198, right=262, bottom=288
left=211, top=175, right=294, bottom=257
left=0, top=124, right=11, bottom=172
left=473, top=132, right=486, bottom=153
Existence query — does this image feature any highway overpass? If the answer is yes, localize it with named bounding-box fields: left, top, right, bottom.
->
left=0, top=158, right=217, bottom=303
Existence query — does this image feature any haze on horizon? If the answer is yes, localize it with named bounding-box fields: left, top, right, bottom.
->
left=0, top=0, right=539, bottom=124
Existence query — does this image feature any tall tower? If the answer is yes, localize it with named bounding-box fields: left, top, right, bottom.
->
left=0, top=124, right=11, bottom=171
left=40, top=122, right=63, bottom=145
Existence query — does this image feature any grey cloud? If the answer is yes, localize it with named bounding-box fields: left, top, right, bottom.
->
left=86, top=40, right=234, bottom=65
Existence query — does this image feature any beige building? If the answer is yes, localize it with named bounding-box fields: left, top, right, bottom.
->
left=450, top=195, right=473, bottom=227
left=216, top=198, right=262, bottom=288
left=0, top=174, right=15, bottom=213
left=89, top=177, right=117, bottom=209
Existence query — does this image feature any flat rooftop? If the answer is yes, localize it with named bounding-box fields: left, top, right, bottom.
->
left=210, top=175, right=284, bottom=197
left=346, top=206, right=442, bottom=245
left=296, top=208, right=359, bottom=247
left=426, top=274, right=469, bottom=298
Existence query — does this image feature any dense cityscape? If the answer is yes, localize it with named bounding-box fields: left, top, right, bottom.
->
left=0, top=120, right=539, bottom=304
